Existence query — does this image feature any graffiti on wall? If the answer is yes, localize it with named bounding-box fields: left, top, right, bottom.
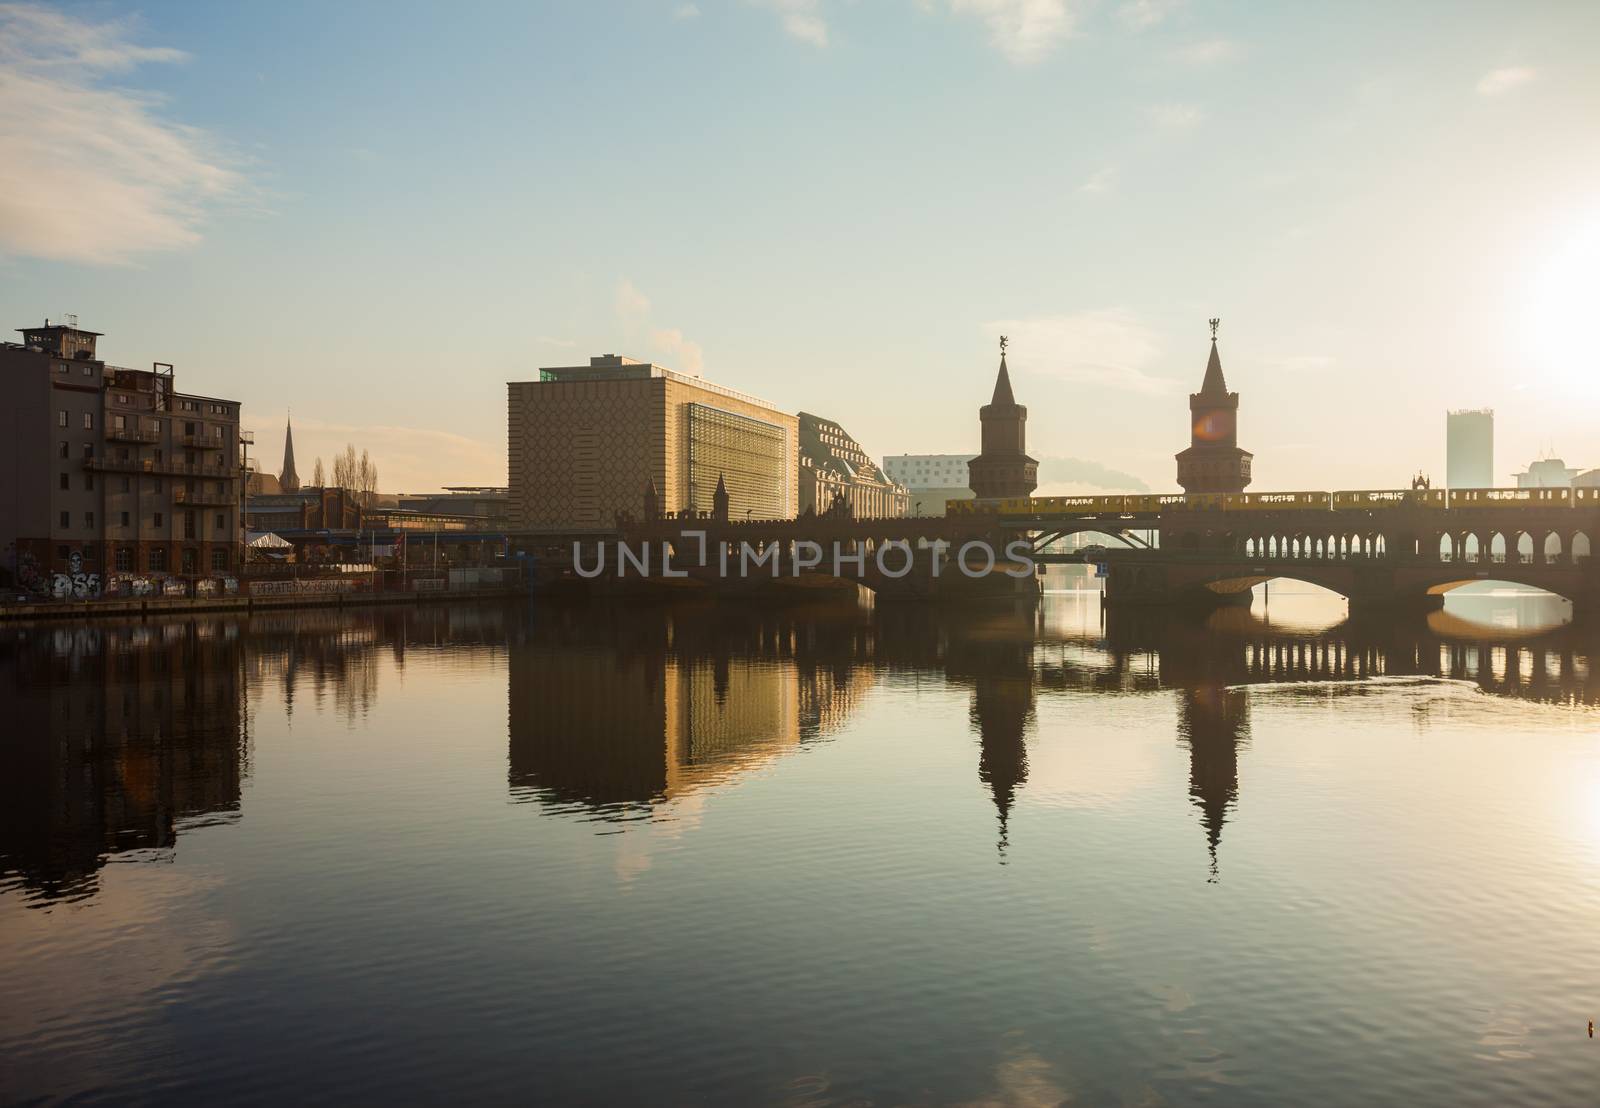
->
left=51, top=551, right=100, bottom=599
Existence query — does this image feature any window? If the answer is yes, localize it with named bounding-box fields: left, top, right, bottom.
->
left=114, top=414, right=126, bottom=430
left=85, top=511, right=94, bottom=528
left=117, top=394, right=129, bottom=406
left=58, top=410, right=68, bottom=427
left=120, top=511, right=130, bottom=527
left=149, top=548, right=167, bottom=572
left=59, top=472, right=69, bottom=490
left=120, top=477, right=130, bottom=492
left=82, top=364, right=92, bottom=377
left=58, top=441, right=68, bottom=459
left=115, top=548, right=133, bottom=572
left=153, top=479, right=163, bottom=493
left=215, top=512, right=226, bottom=531
left=84, top=473, right=94, bottom=491
left=82, top=412, right=93, bottom=429
left=181, top=548, right=196, bottom=574
left=54, top=362, right=68, bottom=375
left=154, top=512, right=164, bottom=527
left=211, top=549, right=229, bottom=571
left=148, top=418, right=161, bottom=434
left=57, top=545, right=69, bottom=560
left=59, top=511, right=70, bottom=528
left=184, top=421, right=196, bottom=436
left=183, top=511, right=195, bottom=539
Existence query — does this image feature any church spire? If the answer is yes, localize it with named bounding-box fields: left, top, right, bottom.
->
left=280, top=411, right=300, bottom=492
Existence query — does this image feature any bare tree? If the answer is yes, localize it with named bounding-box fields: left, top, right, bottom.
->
left=358, top=449, right=378, bottom=505
left=332, top=444, right=358, bottom=491
left=312, top=456, right=326, bottom=487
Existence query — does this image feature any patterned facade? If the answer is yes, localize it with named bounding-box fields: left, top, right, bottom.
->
left=1, top=320, right=243, bottom=593
left=507, top=356, right=798, bottom=530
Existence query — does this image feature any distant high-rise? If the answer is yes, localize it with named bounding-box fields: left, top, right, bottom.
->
left=1446, top=410, right=1493, bottom=489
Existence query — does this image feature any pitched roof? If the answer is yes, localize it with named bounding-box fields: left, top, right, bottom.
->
left=990, top=353, right=1016, bottom=406
left=1199, top=340, right=1228, bottom=395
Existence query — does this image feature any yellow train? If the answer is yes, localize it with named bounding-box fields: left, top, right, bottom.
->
left=947, top=488, right=1589, bottom=517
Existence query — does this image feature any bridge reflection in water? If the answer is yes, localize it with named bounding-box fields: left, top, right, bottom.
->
left=4, top=595, right=1594, bottom=907
left=504, top=591, right=1597, bottom=877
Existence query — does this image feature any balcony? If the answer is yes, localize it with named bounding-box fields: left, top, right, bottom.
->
left=174, top=487, right=238, bottom=507
left=85, top=456, right=241, bottom=478
left=181, top=434, right=228, bottom=450
left=106, top=425, right=160, bottom=444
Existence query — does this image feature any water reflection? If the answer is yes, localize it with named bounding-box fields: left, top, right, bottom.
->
left=3, top=595, right=1598, bottom=910
left=0, top=622, right=247, bottom=904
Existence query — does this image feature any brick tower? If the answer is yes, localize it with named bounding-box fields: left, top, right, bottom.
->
left=1175, top=320, right=1252, bottom=494
left=967, top=337, right=1038, bottom=501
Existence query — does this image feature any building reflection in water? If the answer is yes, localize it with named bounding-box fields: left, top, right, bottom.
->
left=507, top=603, right=876, bottom=819
left=0, top=622, right=248, bottom=906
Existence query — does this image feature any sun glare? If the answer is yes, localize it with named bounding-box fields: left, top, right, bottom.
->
left=1524, top=213, right=1600, bottom=395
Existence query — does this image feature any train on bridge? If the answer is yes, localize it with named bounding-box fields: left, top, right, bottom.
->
left=948, top=487, right=1597, bottom=517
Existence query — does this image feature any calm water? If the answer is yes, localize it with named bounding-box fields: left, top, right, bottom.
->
left=3, top=589, right=1599, bottom=1105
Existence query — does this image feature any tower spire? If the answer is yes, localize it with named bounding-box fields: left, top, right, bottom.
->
left=280, top=410, right=301, bottom=492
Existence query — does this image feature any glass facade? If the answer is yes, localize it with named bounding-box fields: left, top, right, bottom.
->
left=686, top=403, right=788, bottom=518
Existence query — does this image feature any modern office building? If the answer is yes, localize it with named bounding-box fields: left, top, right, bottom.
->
left=881, top=454, right=977, bottom=517
left=1, top=319, right=243, bottom=592
left=797, top=412, right=909, bottom=518
left=1446, top=409, right=1494, bottom=489
left=1175, top=324, right=1252, bottom=494
left=1514, top=457, right=1583, bottom=489
left=507, top=355, right=798, bottom=530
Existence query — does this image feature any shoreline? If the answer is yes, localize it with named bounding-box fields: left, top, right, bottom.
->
left=0, top=585, right=527, bottom=624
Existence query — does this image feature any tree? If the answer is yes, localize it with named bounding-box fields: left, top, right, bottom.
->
left=357, top=449, right=378, bottom=505
left=312, top=457, right=325, bottom=487
left=331, top=444, right=358, bottom=491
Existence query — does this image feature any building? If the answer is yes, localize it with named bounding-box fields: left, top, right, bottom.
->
left=245, top=487, right=364, bottom=534
left=797, top=412, right=909, bottom=518
left=1175, top=322, right=1252, bottom=493
left=396, top=487, right=510, bottom=529
left=507, top=355, right=799, bottom=530
left=882, top=454, right=976, bottom=517
left=967, top=342, right=1038, bottom=500
left=1514, top=457, right=1581, bottom=488
left=279, top=412, right=300, bottom=492
left=0, top=319, right=243, bottom=592
left=1446, top=409, right=1494, bottom=489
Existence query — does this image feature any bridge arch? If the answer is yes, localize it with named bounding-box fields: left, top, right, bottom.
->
left=1424, top=578, right=1577, bottom=605
left=1573, top=531, right=1591, bottom=563
left=1544, top=532, right=1563, bottom=562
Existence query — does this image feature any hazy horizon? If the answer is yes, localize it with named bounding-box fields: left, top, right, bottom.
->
left=3, top=0, right=1597, bottom=493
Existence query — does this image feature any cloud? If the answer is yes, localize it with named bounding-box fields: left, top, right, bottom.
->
left=983, top=309, right=1171, bottom=395
left=751, top=0, right=828, bottom=46
left=615, top=278, right=652, bottom=326
left=949, top=0, right=1077, bottom=65
left=1173, top=37, right=1242, bottom=65
left=0, top=3, right=243, bottom=265
left=1476, top=66, right=1535, bottom=97
left=1116, top=0, right=1182, bottom=30
left=1147, top=102, right=1203, bottom=128
left=616, top=278, right=706, bottom=373
left=289, top=418, right=507, bottom=492
left=1078, top=166, right=1116, bottom=194
left=1037, top=456, right=1150, bottom=491
left=673, top=2, right=702, bottom=18
left=650, top=326, right=705, bottom=373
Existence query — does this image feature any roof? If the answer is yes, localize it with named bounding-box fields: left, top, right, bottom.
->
left=990, top=353, right=1016, bottom=406
left=1199, top=340, right=1228, bottom=395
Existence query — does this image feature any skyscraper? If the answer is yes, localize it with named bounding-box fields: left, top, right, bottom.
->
left=1446, top=410, right=1493, bottom=489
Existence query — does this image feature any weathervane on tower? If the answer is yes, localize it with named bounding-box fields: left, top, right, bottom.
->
left=999, top=335, right=1008, bottom=356
left=1209, top=318, right=1220, bottom=341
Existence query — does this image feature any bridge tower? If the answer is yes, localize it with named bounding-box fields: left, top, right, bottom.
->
left=1176, top=320, right=1252, bottom=494
left=968, top=337, right=1038, bottom=500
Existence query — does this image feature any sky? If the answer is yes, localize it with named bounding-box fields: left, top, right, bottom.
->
left=2, top=0, right=1599, bottom=494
